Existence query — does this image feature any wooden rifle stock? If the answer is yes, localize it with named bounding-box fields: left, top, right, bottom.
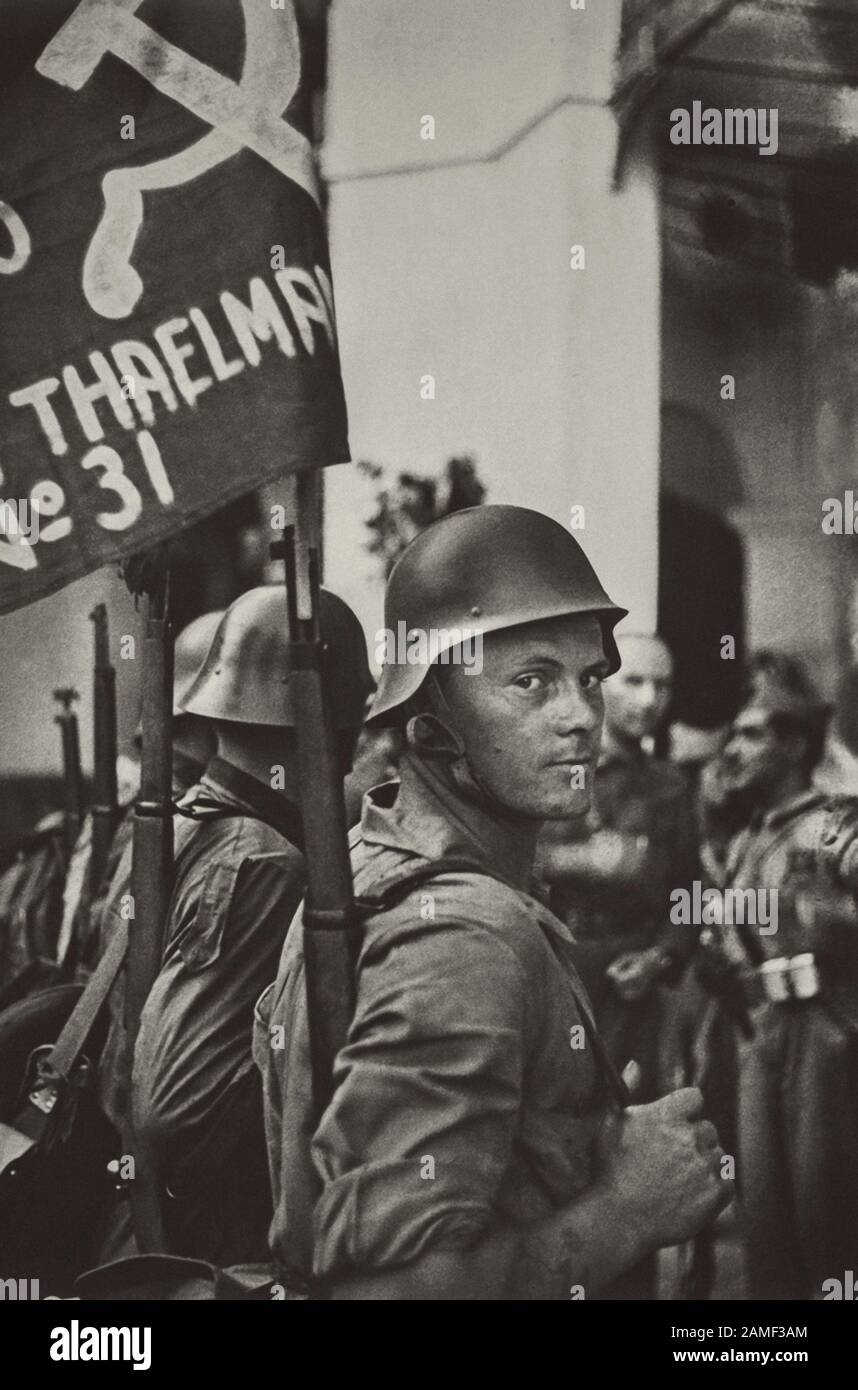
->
left=125, top=587, right=174, bottom=1252
left=54, top=687, right=83, bottom=864
left=280, top=472, right=358, bottom=1118
left=89, top=604, right=119, bottom=900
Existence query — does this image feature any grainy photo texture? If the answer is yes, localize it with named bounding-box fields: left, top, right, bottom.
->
left=0, top=0, right=856, bottom=1353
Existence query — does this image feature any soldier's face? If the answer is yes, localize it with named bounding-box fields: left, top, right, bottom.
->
left=721, top=708, right=788, bottom=796
left=603, top=635, right=673, bottom=742
left=437, top=614, right=609, bottom=819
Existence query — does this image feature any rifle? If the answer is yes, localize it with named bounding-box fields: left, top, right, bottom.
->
left=125, top=581, right=174, bottom=1251
left=278, top=471, right=358, bottom=1117
left=54, top=687, right=83, bottom=865
left=89, top=604, right=119, bottom=902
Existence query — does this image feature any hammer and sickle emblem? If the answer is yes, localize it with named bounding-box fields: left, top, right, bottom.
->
left=36, top=0, right=320, bottom=320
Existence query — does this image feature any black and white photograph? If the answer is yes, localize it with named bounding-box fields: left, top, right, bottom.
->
left=0, top=0, right=857, bottom=1354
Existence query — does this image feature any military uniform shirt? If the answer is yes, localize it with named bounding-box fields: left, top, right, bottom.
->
left=716, top=785, right=858, bottom=1298
left=132, top=760, right=305, bottom=1173
left=720, top=787, right=858, bottom=993
left=255, top=753, right=610, bottom=1293
left=95, top=759, right=306, bottom=1264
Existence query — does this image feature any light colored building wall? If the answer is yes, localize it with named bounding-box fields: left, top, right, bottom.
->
left=322, top=0, right=662, bottom=654
left=662, top=253, right=857, bottom=699
left=0, top=568, right=141, bottom=776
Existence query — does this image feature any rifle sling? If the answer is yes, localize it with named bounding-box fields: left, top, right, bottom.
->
left=48, top=919, right=130, bottom=1081
left=0, top=923, right=131, bottom=1170
left=35, top=795, right=291, bottom=1088
left=0, top=796, right=296, bottom=1186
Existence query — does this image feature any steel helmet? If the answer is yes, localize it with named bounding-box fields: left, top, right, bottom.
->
left=368, top=505, right=627, bottom=725
left=172, top=611, right=224, bottom=716
left=180, top=585, right=373, bottom=728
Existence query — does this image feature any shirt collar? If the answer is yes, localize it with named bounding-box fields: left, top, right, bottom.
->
left=359, top=752, right=572, bottom=946
left=757, top=786, right=828, bottom=832
left=198, top=756, right=304, bottom=848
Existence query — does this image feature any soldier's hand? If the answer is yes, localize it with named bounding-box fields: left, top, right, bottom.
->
left=595, top=1087, right=733, bottom=1252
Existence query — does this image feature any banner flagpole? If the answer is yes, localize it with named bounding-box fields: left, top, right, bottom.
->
left=124, top=573, right=174, bottom=1251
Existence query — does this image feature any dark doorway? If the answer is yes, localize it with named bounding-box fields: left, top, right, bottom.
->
left=658, top=489, right=745, bottom=730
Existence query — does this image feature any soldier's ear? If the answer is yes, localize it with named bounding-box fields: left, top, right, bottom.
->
left=405, top=711, right=466, bottom=760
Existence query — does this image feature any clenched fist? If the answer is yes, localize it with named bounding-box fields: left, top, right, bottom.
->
left=594, top=1087, right=732, bottom=1253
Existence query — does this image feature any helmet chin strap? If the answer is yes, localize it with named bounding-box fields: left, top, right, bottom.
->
left=405, top=674, right=524, bottom=819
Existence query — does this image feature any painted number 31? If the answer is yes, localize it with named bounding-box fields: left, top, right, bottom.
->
left=0, top=201, right=174, bottom=570
left=0, top=431, right=173, bottom=571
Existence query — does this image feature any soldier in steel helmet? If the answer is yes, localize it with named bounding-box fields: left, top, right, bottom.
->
left=97, top=586, right=372, bottom=1266
left=698, top=662, right=858, bottom=1299
left=256, top=505, right=731, bottom=1300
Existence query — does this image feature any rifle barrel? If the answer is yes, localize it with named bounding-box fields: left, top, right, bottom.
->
left=292, top=648, right=358, bottom=1113
left=54, top=687, right=83, bottom=861
left=127, top=596, right=174, bottom=1035
left=90, top=604, right=119, bottom=897
left=125, top=590, right=174, bottom=1254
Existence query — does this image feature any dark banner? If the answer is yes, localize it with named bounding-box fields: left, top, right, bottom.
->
left=0, top=0, right=349, bottom=613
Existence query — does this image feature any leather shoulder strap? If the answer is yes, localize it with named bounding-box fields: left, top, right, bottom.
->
left=175, top=795, right=305, bottom=855
left=41, top=798, right=278, bottom=1082
left=48, top=920, right=129, bottom=1079
left=354, top=855, right=493, bottom=914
